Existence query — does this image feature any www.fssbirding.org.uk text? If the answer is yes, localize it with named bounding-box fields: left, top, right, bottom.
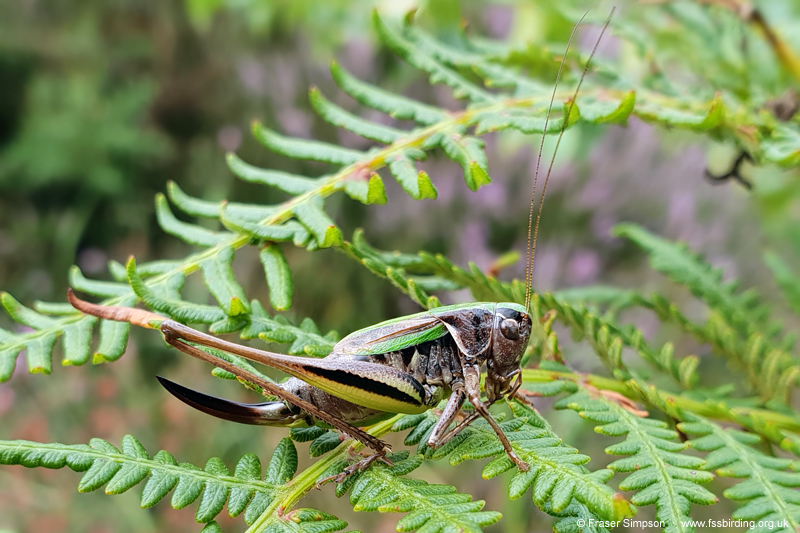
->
left=576, top=518, right=790, bottom=529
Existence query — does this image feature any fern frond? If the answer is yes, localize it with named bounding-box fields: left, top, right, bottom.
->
left=388, top=10, right=800, bottom=163
left=0, top=435, right=294, bottom=525
left=1, top=413, right=514, bottom=532
left=540, top=381, right=717, bottom=533
left=764, top=251, right=800, bottom=319
left=680, top=414, right=800, bottom=532
left=535, top=293, right=700, bottom=389
left=612, top=223, right=773, bottom=335
left=0, top=291, right=126, bottom=378
left=521, top=364, right=800, bottom=458
left=385, top=400, right=634, bottom=523
left=342, top=452, right=502, bottom=533
left=614, top=223, right=800, bottom=402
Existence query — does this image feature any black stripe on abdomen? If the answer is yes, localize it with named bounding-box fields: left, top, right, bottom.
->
left=301, top=366, right=423, bottom=407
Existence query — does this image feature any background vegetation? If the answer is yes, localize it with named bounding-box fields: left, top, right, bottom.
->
left=1, top=0, right=800, bottom=532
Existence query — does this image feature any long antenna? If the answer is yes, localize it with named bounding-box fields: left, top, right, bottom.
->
left=524, top=6, right=615, bottom=312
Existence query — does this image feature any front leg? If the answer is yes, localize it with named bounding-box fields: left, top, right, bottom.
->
left=431, top=409, right=482, bottom=450
left=464, top=365, right=529, bottom=471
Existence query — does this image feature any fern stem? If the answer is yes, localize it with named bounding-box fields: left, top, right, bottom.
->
left=2, top=439, right=279, bottom=492
left=747, top=7, right=800, bottom=84
left=244, top=414, right=404, bottom=533
left=521, top=368, right=800, bottom=433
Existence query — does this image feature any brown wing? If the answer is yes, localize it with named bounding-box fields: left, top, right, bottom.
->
left=432, top=305, right=495, bottom=360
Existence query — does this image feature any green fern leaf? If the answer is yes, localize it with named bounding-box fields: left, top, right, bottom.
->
left=226, top=152, right=316, bottom=194
left=391, top=401, right=633, bottom=523
left=199, top=246, right=251, bottom=316
left=259, top=244, right=294, bottom=311
left=227, top=453, right=261, bottom=517
left=219, top=205, right=311, bottom=247
left=329, top=61, right=444, bottom=124
left=680, top=414, right=800, bottom=531
left=0, top=435, right=319, bottom=526
left=309, top=87, right=404, bottom=144
left=200, top=521, right=223, bottom=533
left=762, top=124, right=800, bottom=166
left=126, top=258, right=226, bottom=323
left=537, top=293, right=698, bottom=388
left=373, top=11, right=493, bottom=104
left=387, top=154, right=437, bottom=200
left=347, top=453, right=501, bottom=533
left=252, top=122, right=363, bottom=166
left=764, top=251, right=800, bottom=317
left=439, top=133, right=491, bottom=191
left=612, top=222, right=769, bottom=335
left=613, top=223, right=799, bottom=401
left=342, top=171, right=388, bottom=205
left=69, top=265, right=134, bottom=297
left=636, top=94, right=724, bottom=130
left=196, top=457, right=231, bottom=522
left=105, top=435, right=151, bottom=494
left=93, top=296, right=136, bottom=363
left=292, top=198, right=344, bottom=248
left=141, top=450, right=180, bottom=507
left=554, top=388, right=717, bottom=533
left=155, top=193, right=230, bottom=247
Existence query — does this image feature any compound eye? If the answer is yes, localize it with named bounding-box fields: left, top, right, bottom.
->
left=500, top=318, right=520, bottom=340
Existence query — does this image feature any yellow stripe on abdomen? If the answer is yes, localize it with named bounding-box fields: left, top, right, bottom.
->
left=299, top=366, right=429, bottom=414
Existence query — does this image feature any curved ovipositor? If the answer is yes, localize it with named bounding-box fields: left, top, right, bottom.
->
left=157, top=376, right=300, bottom=426
left=157, top=374, right=397, bottom=429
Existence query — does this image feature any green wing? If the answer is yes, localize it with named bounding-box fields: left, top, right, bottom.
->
left=334, top=302, right=497, bottom=356
left=335, top=314, right=447, bottom=356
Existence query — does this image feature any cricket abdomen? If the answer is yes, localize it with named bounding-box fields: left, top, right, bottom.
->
left=360, top=333, right=463, bottom=398
left=280, top=377, right=390, bottom=426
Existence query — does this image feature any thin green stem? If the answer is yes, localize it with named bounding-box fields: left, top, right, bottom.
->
left=521, top=368, right=800, bottom=433
left=244, top=415, right=403, bottom=533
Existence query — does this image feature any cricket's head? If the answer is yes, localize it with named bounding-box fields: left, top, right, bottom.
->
left=486, top=303, right=532, bottom=400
